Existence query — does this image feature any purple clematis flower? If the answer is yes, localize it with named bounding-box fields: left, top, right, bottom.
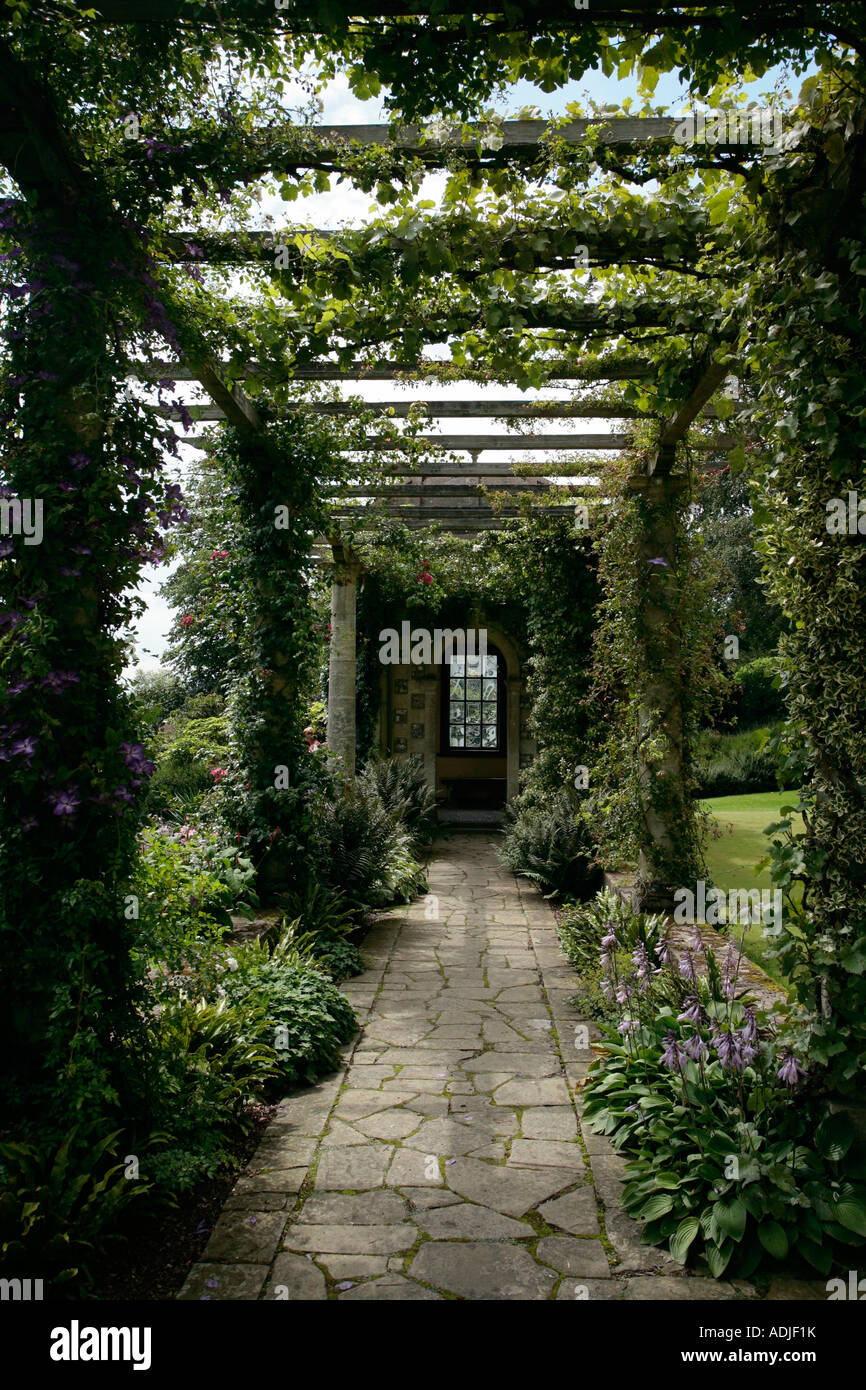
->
left=50, top=787, right=80, bottom=816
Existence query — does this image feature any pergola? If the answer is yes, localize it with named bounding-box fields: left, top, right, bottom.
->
left=0, top=16, right=765, bottom=906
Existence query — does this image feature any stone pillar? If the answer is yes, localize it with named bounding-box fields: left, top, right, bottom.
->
left=627, top=470, right=693, bottom=913
left=507, top=675, right=521, bottom=803
left=327, top=545, right=361, bottom=778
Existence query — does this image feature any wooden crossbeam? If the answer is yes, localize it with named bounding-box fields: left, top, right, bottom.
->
left=134, top=357, right=655, bottom=383
left=158, top=399, right=645, bottom=421
left=650, top=357, right=732, bottom=475
left=335, top=482, right=591, bottom=498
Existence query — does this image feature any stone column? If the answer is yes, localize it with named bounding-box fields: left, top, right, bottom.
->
left=507, top=675, right=521, bottom=803
left=627, top=471, right=693, bottom=913
left=327, top=545, right=361, bottom=779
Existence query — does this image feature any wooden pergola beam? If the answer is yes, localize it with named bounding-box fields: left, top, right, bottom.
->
left=650, top=357, right=732, bottom=475
left=133, top=357, right=656, bottom=383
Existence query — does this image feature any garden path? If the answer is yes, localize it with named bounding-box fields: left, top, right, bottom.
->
left=179, top=833, right=815, bottom=1302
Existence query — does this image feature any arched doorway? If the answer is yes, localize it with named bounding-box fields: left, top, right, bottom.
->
left=437, top=643, right=507, bottom=810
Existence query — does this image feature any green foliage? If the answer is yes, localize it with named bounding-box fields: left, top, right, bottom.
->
left=312, top=781, right=427, bottom=910
left=694, top=725, right=795, bottom=798
left=223, top=958, right=357, bottom=1089
left=500, top=793, right=603, bottom=901
left=558, top=887, right=668, bottom=977
left=143, top=996, right=279, bottom=1192
left=0, top=1127, right=145, bottom=1288
left=359, top=754, right=439, bottom=848
left=720, top=657, right=787, bottom=728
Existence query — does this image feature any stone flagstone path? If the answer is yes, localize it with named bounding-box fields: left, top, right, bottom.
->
left=179, top=833, right=807, bottom=1302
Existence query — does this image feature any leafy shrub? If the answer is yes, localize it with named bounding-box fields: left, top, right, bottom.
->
left=559, top=888, right=667, bottom=1019
left=314, top=935, right=364, bottom=982
left=359, top=754, right=439, bottom=848
left=313, top=783, right=427, bottom=910
left=0, top=1127, right=146, bottom=1287
left=143, top=995, right=278, bottom=1192
left=132, top=827, right=240, bottom=989
left=721, top=656, right=786, bottom=727
left=146, top=714, right=229, bottom=815
left=224, top=956, right=357, bottom=1088
left=276, top=880, right=357, bottom=941
left=579, top=905, right=866, bottom=1278
left=499, top=794, right=603, bottom=900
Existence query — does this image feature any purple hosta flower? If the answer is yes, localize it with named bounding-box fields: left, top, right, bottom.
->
left=632, top=940, right=652, bottom=990
left=715, top=1027, right=748, bottom=1072
left=683, top=1032, right=708, bottom=1063
left=742, top=1008, right=758, bottom=1046
left=69, top=452, right=91, bottom=471
left=678, top=948, right=697, bottom=983
left=721, top=941, right=740, bottom=1000
left=777, top=1052, right=805, bottom=1088
left=49, top=786, right=81, bottom=816
left=615, top=981, right=631, bottom=1008
left=599, top=976, right=614, bottom=1002
left=677, top=995, right=702, bottom=1026
left=11, top=735, right=38, bottom=759
left=601, top=923, right=619, bottom=951
left=655, top=934, right=672, bottom=966
left=690, top=923, right=705, bottom=957
left=20, top=813, right=38, bottom=834
left=660, top=1032, right=687, bottom=1073
left=618, top=1018, right=638, bottom=1036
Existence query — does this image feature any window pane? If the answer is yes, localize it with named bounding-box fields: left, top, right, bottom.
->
left=482, top=678, right=497, bottom=700
left=483, top=655, right=498, bottom=676
left=465, top=701, right=481, bottom=724
left=449, top=701, right=464, bottom=723
left=482, top=701, right=496, bottom=723
left=450, top=656, right=465, bottom=676
left=449, top=726, right=465, bottom=747
left=465, top=725, right=481, bottom=748
left=466, top=678, right=481, bottom=699
left=465, top=654, right=483, bottom=676
left=450, top=679, right=465, bottom=699
left=482, top=725, right=498, bottom=748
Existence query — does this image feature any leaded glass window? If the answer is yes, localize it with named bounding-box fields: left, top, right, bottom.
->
left=448, top=652, right=499, bottom=750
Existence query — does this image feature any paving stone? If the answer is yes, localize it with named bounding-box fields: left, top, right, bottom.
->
left=336, top=1276, right=443, bottom=1301
left=297, top=1191, right=409, bottom=1225
left=494, top=1077, right=571, bottom=1107
left=387, top=1147, right=447, bottom=1186
left=313, top=1145, right=393, bottom=1190
left=352, top=1110, right=422, bottom=1140
left=201, top=1210, right=285, bottom=1264
left=410, top=1241, right=557, bottom=1300
left=403, top=1116, right=505, bottom=1156
left=557, top=1278, right=626, bottom=1301
left=224, top=1191, right=289, bottom=1212
left=462, top=1052, right=559, bottom=1077
left=535, top=1236, right=611, bottom=1278
left=335, top=1088, right=417, bottom=1119
left=178, top=1262, right=268, bottom=1301
left=765, top=1277, right=828, bottom=1301
left=416, top=1203, right=534, bottom=1240
left=537, top=1188, right=601, bottom=1236
left=231, top=1167, right=307, bottom=1196
left=626, top=1276, right=738, bottom=1300
left=446, top=1158, right=574, bottom=1216
left=321, top=1119, right=368, bottom=1147
left=316, top=1255, right=390, bottom=1279
left=509, top=1138, right=585, bottom=1170
left=402, top=1187, right=464, bottom=1210
left=521, top=1107, right=579, bottom=1140
left=264, top=1251, right=328, bottom=1300
left=283, top=1224, right=417, bottom=1255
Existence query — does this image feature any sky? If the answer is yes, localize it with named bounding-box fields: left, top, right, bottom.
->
left=126, top=57, right=796, bottom=673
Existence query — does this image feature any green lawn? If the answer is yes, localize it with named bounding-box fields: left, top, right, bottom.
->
left=699, top=791, right=803, bottom=981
